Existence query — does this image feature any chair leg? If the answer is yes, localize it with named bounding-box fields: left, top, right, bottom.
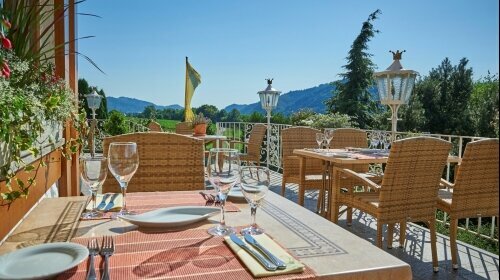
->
left=347, top=207, right=353, bottom=226
left=387, top=223, right=394, bottom=249
left=316, top=188, right=323, bottom=213
left=450, top=218, right=459, bottom=269
left=298, top=185, right=305, bottom=206
left=429, top=219, right=439, bottom=272
left=281, top=178, right=286, bottom=196
left=376, top=223, right=383, bottom=248
left=399, top=221, right=407, bottom=248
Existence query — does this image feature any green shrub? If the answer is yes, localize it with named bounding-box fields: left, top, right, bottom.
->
left=104, top=110, right=129, bottom=136
left=290, top=108, right=316, bottom=125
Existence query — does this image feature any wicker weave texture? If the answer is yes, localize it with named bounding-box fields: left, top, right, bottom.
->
left=175, top=122, right=193, bottom=135
left=239, top=124, right=267, bottom=163
left=102, top=132, right=205, bottom=193
left=444, top=138, right=499, bottom=218
left=147, top=121, right=162, bottom=132
left=282, top=127, right=324, bottom=176
left=330, top=128, right=369, bottom=149
left=376, top=137, right=452, bottom=223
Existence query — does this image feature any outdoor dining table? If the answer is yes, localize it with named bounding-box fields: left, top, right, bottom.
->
left=194, top=135, right=227, bottom=149
left=0, top=189, right=412, bottom=279
left=293, top=148, right=462, bottom=221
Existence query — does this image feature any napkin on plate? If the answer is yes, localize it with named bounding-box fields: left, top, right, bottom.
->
left=224, top=233, right=305, bottom=277
left=85, top=193, right=122, bottom=212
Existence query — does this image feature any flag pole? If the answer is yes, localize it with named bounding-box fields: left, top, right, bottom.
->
left=184, top=56, right=188, bottom=121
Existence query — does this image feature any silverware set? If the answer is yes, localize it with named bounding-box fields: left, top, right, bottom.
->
left=229, top=233, right=287, bottom=271
left=199, top=191, right=221, bottom=206
left=86, top=236, right=115, bottom=280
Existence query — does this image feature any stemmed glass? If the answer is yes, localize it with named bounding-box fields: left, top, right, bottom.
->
left=80, top=156, right=108, bottom=219
left=108, top=142, right=139, bottom=217
left=324, top=129, right=334, bottom=150
left=369, top=131, right=380, bottom=149
left=207, top=148, right=241, bottom=236
left=239, top=166, right=270, bottom=235
left=315, top=133, right=325, bottom=150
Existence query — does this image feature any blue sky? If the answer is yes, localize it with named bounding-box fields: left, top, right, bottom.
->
left=77, top=0, right=499, bottom=109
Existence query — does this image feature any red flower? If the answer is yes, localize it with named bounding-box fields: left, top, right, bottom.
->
left=2, top=61, right=10, bottom=78
left=1, top=37, right=12, bottom=49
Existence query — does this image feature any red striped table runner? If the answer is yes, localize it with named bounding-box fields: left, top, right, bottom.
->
left=57, top=229, right=316, bottom=280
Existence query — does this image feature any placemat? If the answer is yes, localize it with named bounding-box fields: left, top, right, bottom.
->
left=57, top=229, right=316, bottom=280
left=82, top=191, right=240, bottom=220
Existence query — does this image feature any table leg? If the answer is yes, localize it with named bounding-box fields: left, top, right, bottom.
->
left=299, top=156, right=306, bottom=206
left=329, top=166, right=339, bottom=223
left=318, top=160, right=327, bottom=215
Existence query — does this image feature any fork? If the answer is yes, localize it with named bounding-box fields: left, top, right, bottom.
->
left=100, top=236, right=114, bottom=280
left=86, top=239, right=99, bottom=280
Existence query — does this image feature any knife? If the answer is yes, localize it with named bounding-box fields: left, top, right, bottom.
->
left=96, top=193, right=111, bottom=210
left=103, top=193, right=119, bottom=212
left=244, top=234, right=287, bottom=270
left=229, top=234, right=277, bottom=271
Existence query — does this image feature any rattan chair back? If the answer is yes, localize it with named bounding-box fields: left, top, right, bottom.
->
left=175, top=122, right=193, bottom=135
left=378, top=137, right=452, bottom=222
left=281, top=127, right=323, bottom=173
left=147, top=121, right=162, bottom=132
left=330, top=128, right=368, bottom=149
left=450, top=138, right=499, bottom=218
left=102, top=132, right=205, bottom=193
left=246, top=124, right=267, bottom=159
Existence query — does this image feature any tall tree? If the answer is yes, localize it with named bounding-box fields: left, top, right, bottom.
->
left=325, top=9, right=381, bottom=128
left=470, top=73, right=499, bottom=137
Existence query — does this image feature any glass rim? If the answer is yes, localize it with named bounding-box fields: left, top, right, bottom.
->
left=79, top=155, right=107, bottom=161
left=109, top=142, right=137, bottom=146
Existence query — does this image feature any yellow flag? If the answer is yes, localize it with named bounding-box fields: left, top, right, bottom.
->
left=184, top=57, right=201, bottom=122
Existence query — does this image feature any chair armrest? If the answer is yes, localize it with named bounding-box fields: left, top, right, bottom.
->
left=335, top=167, right=381, bottom=190
left=440, top=178, right=454, bottom=189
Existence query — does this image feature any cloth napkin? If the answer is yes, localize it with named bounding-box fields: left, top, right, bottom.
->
left=85, top=193, right=122, bottom=212
left=224, top=233, right=305, bottom=278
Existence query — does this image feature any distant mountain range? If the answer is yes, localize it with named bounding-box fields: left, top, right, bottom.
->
left=107, top=82, right=378, bottom=115
left=107, top=96, right=182, bottom=113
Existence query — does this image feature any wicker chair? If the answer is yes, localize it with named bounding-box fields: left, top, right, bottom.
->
left=437, top=138, right=499, bottom=269
left=281, top=127, right=324, bottom=206
left=147, top=120, right=162, bottom=132
left=230, top=124, right=267, bottom=166
left=175, top=122, right=193, bottom=135
left=332, top=137, right=451, bottom=272
left=102, top=132, right=205, bottom=193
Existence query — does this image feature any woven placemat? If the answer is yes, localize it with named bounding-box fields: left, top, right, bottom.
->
left=57, top=229, right=316, bottom=280
left=82, top=191, right=240, bottom=220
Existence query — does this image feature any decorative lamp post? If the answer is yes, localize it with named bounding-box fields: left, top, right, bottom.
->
left=374, top=50, right=418, bottom=142
left=85, top=88, right=102, bottom=157
left=257, top=79, right=281, bottom=168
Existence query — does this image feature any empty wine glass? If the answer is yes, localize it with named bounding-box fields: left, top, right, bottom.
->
left=80, top=156, right=107, bottom=219
left=369, top=131, right=380, bottom=149
left=316, top=133, right=325, bottom=150
left=324, top=129, right=334, bottom=150
left=207, top=148, right=241, bottom=236
left=239, top=166, right=269, bottom=235
left=108, top=142, right=139, bottom=217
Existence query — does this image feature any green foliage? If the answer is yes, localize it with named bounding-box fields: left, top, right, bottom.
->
left=290, top=108, right=317, bottom=125
left=196, top=104, right=219, bottom=121
left=104, top=110, right=128, bottom=136
left=325, top=10, right=381, bottom=128
left=270, top=112, right=291, bottom=124
left=192, top=112, right=211, bottom=126
left=469, top=73, right=499, bottom=137
left=225, top=109, right=242, bottom=122
left=242, top=111, right=266, bottom=123
left=297, top=112, right=358, bottom=129
left=78, top=78, right=108, bottom=119
left=142, top=105, right=157, bottom=120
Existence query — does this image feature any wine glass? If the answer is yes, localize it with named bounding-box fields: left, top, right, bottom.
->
left=324, top=129, right=334, bottom=150
left=80, top=156, right=108, bottom=219
left=370, top=131, right=380, bottom=149
left=239, top=166, right=270, bottom=235
left=108, top=142, right=139, bottom=217
left=315, top=133, right=325, bottom=150
left=207, top=148, right=241, bottom=236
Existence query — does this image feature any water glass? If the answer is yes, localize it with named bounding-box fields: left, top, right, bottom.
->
left=239, top=166, right=270, bottom=235
left=108, top=142, right=139, bottom=217
left=324, top=129, right=334, bottom=149
left=316, top=133, right=325, bottom=149
left=80, top=156, right=108, bottom=219
left=207, top=148, right=241, bottom=236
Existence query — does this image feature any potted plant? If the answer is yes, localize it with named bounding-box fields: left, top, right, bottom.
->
left=192, top=113, right=211, bottom=136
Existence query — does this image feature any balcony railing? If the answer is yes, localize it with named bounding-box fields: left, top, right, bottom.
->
left=216, top=121, right=497, bottom=241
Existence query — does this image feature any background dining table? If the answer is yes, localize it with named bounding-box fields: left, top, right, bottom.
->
left=0, top=189, right=412, bottom=279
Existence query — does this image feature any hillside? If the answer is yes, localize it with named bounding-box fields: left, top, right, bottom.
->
left=107, top=96, right=182, bottom=113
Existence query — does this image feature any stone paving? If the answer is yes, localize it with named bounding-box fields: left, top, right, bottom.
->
left=269, top=171, right=499, bottom=280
